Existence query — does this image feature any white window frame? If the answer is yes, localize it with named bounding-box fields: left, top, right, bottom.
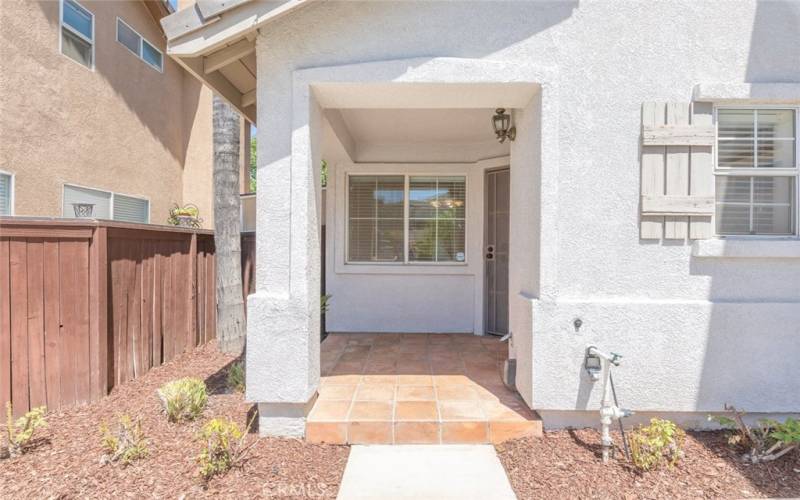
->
left=0, top=170, right=15, bottom=216
left=344, top=173, right=468, bottom=266
left=61, top=183, right=150, bottom=223
left=59, top=0, right=95, bottom=71
left=116, top=17, right=164, bottom=73
left=714, top=105, right=799, bottom=238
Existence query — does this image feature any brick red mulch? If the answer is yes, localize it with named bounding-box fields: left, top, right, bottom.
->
left=497, top=428, right=800, bottom=499
left=0, top=341, right=349, bottom=499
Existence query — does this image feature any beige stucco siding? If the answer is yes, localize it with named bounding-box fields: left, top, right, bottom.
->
left=0, top=0, right=214, bottom=226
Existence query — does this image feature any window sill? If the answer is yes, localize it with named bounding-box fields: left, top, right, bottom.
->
left=335, top=262, right=475, bottom=276
left=692, top=238, right=800, bottom=259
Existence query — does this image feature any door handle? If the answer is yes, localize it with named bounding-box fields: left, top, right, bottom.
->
left=486, top=245, right=495, bottom=260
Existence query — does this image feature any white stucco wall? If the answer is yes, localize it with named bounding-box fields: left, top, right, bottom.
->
left=251, top=0, right=800, bottom=423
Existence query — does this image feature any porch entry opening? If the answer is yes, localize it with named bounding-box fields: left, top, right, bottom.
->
left=485, top=168, right=510, bottom=336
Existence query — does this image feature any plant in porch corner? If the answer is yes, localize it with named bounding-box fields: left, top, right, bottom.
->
left=321, top=294, right=332, bottom=314
left=1, top=403, right=48, bottom=459
left=227, top=361, right=245, bottom=393
left=710, top=405, right=800, bottom=463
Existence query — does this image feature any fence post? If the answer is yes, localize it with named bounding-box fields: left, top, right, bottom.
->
left=89, top=225, right=109, bottom=400
left=189, top=232, right=198, bottom=348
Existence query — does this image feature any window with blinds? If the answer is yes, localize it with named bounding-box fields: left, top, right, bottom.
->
left=348, top=176, right=405, bottom=262
left=347, top=175, right=466, bottom=264
left=716, top=108, right=797, bottom=235
left=113, top=193, right=149, bottom=223
left=408, top=176, right=466, bottom=262
left=0, top=172, right=12, bottom=216
left=62, top=184, right=149, bottom=223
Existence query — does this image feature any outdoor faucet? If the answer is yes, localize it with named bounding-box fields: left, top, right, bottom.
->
left=584, top=345, right=634, bottom=463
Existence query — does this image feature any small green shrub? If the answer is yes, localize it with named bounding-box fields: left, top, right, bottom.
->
left=2, top=402, right=48, bottom=459
left=321, top=294, right=332, bottom=314
left=227, top=361, right=245, bottom=393
left=197, top=417, right=254, bottom=480
left=629, top=418, right=685, bottom=471
left=100, top=415, right=148, bottom=466
left=710, top=405, right=800, bottom=463
left=157, top=378, right=208, bottom=422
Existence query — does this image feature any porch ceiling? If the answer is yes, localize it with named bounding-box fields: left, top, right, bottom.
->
left=338, top=108, right=497, bottom=145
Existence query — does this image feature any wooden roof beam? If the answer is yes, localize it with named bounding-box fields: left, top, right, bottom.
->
left=203, top=38, right=255, bottom=74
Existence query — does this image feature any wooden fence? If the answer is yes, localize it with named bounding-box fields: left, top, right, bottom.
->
left=0, top=219, right=216, bottom=415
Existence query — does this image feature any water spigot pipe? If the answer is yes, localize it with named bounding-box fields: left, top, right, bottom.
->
left=585, top=345, right=633, bottom=463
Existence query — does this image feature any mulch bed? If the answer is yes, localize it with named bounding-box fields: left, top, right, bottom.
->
left=497, top=429, right=800, bottom=499
left=0, top=341, right=349, bottom=499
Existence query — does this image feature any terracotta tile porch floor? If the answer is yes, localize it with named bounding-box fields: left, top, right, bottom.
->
left=307, top=333, right=543, bottom=445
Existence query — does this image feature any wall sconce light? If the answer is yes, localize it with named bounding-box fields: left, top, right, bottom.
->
left=492, top=108, right=516, bottom=143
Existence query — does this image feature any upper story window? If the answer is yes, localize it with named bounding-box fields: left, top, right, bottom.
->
left=60, top=0, right=94, bottom=69
left=715, top=108, right=798, bottom=236
left=63, top=184, right=150, bottom=224
left=347, top=175, right=467, bottom=264
left=116, top=18, right=164, bottom=72
left=0, top=171, right=13, bottom=216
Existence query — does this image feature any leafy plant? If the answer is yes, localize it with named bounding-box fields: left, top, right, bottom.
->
left=197, top=416, right=255, bottom=480
left=250, top=136, right=258, bottom=192
left=157, top=378, right=208, bottom=422
left=628, top=418, right=685, bottom=471
left=2, top=402, right=48, bottom=459
left=227, top=361, right=245, bottom=393
left=100, top=415, right=148, bottom=466
left=710, top=405, right=800, bottom=463
left=321, top=293, right=332, bottom=314
left=167, top=203, right=203, bottom=228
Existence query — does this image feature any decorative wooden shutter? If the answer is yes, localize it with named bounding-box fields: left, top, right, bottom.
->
left=640, top=102, right=715, bottom=240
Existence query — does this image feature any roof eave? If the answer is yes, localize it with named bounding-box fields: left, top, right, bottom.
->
left=160, top=0, right=314, bottom=122
left=162, top=0, right=312, bottom=57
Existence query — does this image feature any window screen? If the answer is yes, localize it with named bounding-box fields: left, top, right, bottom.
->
left=61, top=0, right=93, bottom=69
left=0, top=173, right=12, bottom=216
left=116, top=18, right=141, bottom=56
left=142, top=40, right=163, bottom=71
left=63, top=185, right=111, bottom=219
left=116, top=18, right=163, bottom=72
left=347, top=176, right=404, bottom=262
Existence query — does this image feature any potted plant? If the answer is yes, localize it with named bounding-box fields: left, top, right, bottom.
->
left=167, top=204, right=202, bottom=228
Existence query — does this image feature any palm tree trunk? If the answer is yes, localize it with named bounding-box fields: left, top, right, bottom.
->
left=212, top=95, right=246, bottom=354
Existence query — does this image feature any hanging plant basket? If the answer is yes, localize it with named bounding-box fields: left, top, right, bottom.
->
left=72, top=203, right=95, bottom=218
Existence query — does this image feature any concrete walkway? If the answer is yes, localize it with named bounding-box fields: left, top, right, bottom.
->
left=337, top=445, right=517, bottom=500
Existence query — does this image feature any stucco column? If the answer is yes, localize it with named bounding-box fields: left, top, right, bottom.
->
left=245, top=39, right=321, bottom=437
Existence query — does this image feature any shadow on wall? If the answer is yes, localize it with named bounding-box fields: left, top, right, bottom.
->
left=696, top=0, right=800, bottom=418
left=745, top=0, right=800, bottom=82
left=29, top=0, right=199, bottom=167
